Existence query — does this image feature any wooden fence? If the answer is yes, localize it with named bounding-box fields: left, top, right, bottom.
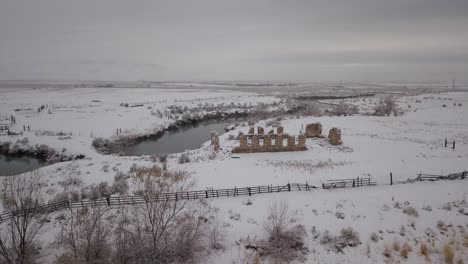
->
left=415, top=171, right=466, bottom=182
left=0, top=182, right=320, bottom=223
left=322, top=177, right=376, bottom=189
left=1, top=170, right=466, bottom=223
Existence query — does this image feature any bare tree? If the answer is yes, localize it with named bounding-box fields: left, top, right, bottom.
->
left=56, top=206, right=115, bottom=264
left=0, top=172, right=47, bottom=264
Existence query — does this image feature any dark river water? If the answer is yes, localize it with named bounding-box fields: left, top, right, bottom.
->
left=122, top=118, right=244, bottom=156
left=0, top=118, right=245, bottom=174
left=0, top=154, right=46, bottom=176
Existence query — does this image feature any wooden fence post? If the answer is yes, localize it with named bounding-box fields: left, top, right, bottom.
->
left=287, top=183, right=291, bottom=192
left=248, top=187, right=251, bottom=196
left=390, top=172, right=393, bottom=185
left=205, top=190, right=208, bottom=198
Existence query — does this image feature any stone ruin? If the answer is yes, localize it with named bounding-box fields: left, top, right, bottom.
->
left=210, top=129, right=220, bottom=151
left=305, top=123, right=323, bottom=138
left=232, top=126, right=307, bottom=153
left=328, top=127, right=342, bottom=145
left=305, top=122, right=343, bottom=145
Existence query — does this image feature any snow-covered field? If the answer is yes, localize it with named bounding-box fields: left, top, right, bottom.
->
left=0, top=85, right=467, bottom=263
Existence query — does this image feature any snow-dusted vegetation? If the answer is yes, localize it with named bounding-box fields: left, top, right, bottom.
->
left=1, top=83, right=467, bottom=263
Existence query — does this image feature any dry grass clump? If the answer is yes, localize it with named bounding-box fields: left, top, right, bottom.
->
left=463, top=234, right=468, bottom=248
left=131, top=165, right=190, bottom=193
left=420, top=242, right=428, bottom=256
left=400, top=245, right=409, bottom=258
left=443, top=244, right=454, bottom=264
left=265, top=159, right=351, bottom=174
left=393, top=241, right=400, bottom=251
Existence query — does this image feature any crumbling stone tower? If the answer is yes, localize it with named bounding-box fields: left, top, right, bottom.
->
left=328, top=127, right=342, bottom=145
left=305, top=123, right=323, bottom=138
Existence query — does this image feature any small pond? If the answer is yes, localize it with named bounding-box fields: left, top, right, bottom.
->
left=123, top=118, right=244, bottom=156
left=0, top=154, right=46, bottom=176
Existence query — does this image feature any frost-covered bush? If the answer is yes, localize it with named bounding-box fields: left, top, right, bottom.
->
left=337, top=227, right=361, bottom=247
left=92, top=137, right=112, bottom=154
left=331, top=100, right=358, bottom=116
left=335, top=211, right=345, bottom=219
left=402, top=206, right=419, bottom=217
left=111, top=172, right=129, bottom=195
left=158, top=154, right=168, bottom=163
left=374, top=96, right=398, bottom=116
left=178, top=153, right=191, bottom=164
left=442, top=202, right=452, bottom=211
left=320, top=227, right=360, bottom=253
left=370, top=232, right=379, bottom=243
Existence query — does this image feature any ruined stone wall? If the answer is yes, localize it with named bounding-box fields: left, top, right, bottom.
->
left=232, top=134, right=307, bottom=153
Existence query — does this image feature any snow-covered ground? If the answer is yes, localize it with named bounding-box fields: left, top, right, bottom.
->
left=0, top=86, right=467, bottom=263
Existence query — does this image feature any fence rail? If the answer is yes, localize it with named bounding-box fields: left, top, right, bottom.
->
left=1, top=170, right=466, bottom=223
left=415, top=171, right=466, bottom=182
left=0, top=182, right=320, bottom=223
left=322, top=177, right=376, bottom=189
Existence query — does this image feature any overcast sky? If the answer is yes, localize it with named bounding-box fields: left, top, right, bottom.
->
left=1, top=0, right=467, bottom=82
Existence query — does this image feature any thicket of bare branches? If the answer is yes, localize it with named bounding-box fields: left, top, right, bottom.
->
left=0, top=172, right=48, bottom=264
left=374, top=96, right=398, bottom=116
left=55, top=206, right=115, bottom=264
left=259, top=201, right=307, bottom=262
left=55, top=164, right=216, bottom=264
left=331, top=100, right=359, bottom=116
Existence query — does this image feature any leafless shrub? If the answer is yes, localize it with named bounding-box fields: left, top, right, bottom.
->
left=442, top=202, right=453, bottom=211
left=374, top=96, right=397, bottom=116
left=227, top=134, right=236, bottom=141
left=302, top=102, right=322, bottom=116
left=260, top=201, right=307, bottom=262
left=232, top=249, right=260, bottom=264
left=158, top=154, right=168, bottom=163
left=131, top=165, right=190, bottom=194
left=331, top=100, right=358, bottom=116
left=117, top=187, right=211, bottom=263
left=178, top=153, right=191, bottom=164
left=56, top=206, right=114, bottom=264
left=400, top=225, right=406, bottom=237
left=0, top=172, right=48, bottom=264
left=209, top=219, right=225, bottom=250
left=370, top=232, right=379, bottom=243
left=422, top=204, right=432, bottom=211
left=58, top=173, right=83, bottom=190
left=403, top=206, right=419, bottom=217
left=265, top=119, right=281, bottom=128
left=111, top=173, right=129, bottom=195
left=236, top=131, right=244, bottom=140
left=437, top=220, right=448, bottom=232
left=336, top=227, right=361, bottom=248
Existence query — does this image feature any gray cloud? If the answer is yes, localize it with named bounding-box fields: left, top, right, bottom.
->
left=1, top=0, right=467, bottom=82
